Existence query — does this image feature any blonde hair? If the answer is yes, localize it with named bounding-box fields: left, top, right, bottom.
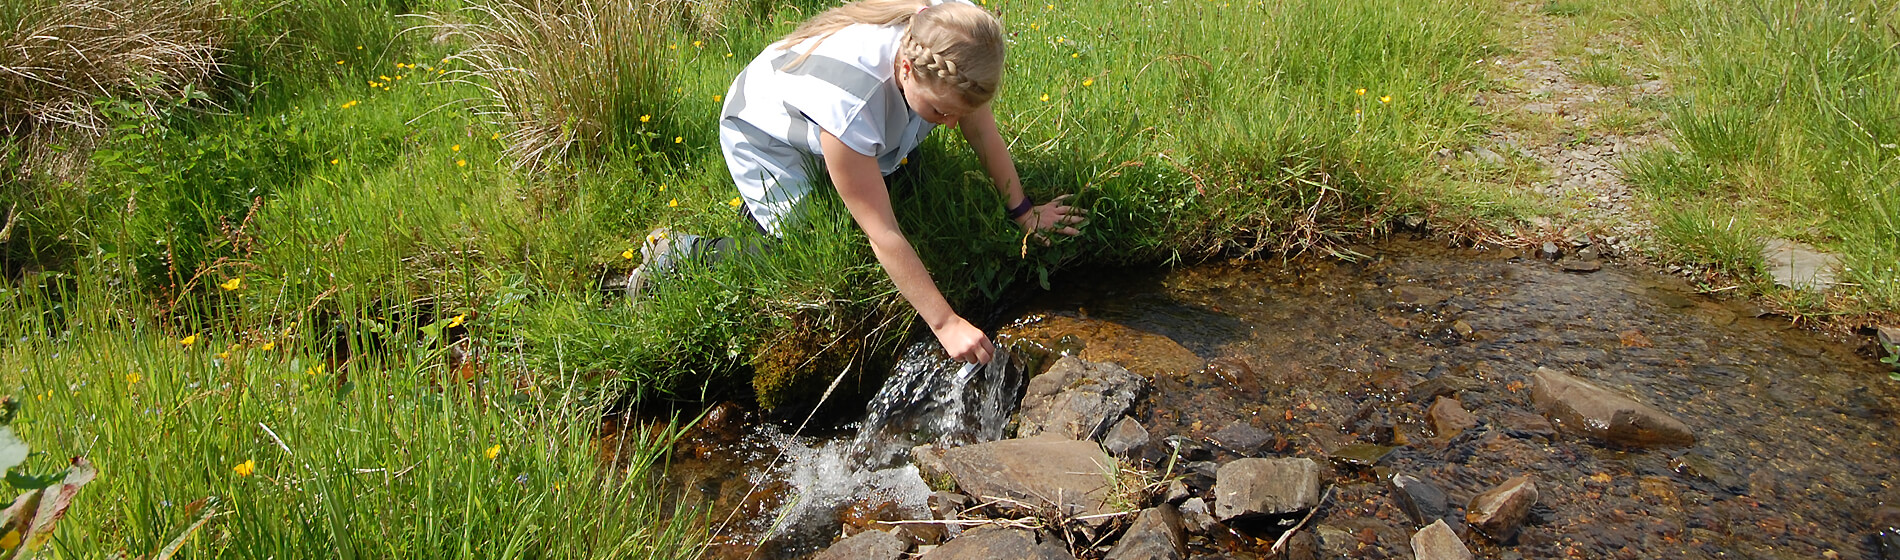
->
left=780, top=0, right=1004, bottom=106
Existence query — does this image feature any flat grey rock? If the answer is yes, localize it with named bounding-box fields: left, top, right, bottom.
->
left=941, top=435, right=1115, bottom=519
left=1103, top=505, right=1186, bottom=560
left=1388, top=474, right=1450, bottom=528
left=921, top=525, right=1073, bottom=560
left=1761, top=238, right=1840, bottom=291
left=813, top=529, right=909, bottom=560
left=1102, top=417, right=1150, bottom=456
left=1018, top=357, right=1149, bottom=441
left=1531, top=367, right=1695, bottom=448
left=1410, top=519, right=1473, bottom=560
left=1212, top=457, right=1322, bottom=521
left=1208, top=421, right=1272, bottom=455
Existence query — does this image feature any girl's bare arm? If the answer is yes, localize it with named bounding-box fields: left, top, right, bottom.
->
left=821, top=130, right=995, bottom=364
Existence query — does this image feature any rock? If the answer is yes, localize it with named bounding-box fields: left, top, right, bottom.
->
left=1388, top=474, right=1450, bottom=527
left=930, top=491, right=972, bottom=520
left=1406, top=376, right=1478, bottom=404
left=1018, top=357, right=1149, bottom=441
left=1760, top=238, right=1840, bottom=291
left=1560, top=258, right=1601, bottom=273
left=1182, top=461, right=1220, bottom=494
left=813, top=529, right=909, bottom=560
left=1209, top=421, right=1272, bottom=455
left=1163, top=479, right=1191, bottom=504
left=1282, top=529, right=1321, bottom=560
left=1879, top=528, right=1900, bottom=560
left=941, top=435, right=1116, bottom=519
left=1450, top=320, right=1475, bottom=338
left=1328, top=443, right=1394, bottom=469
left=1103, top=505, right=1187, bottom=560
left=1426, top=397, right=1479, bottom=437
left=1212, top=458, right=1323, bottom=521
left=1880, top=325, right=1900, bottom=356
left=1496, top=409, right=1556, bottom=439
left=1103, top=417, right=1151, bottom=456
left=1177, top=498, right=1220, bottom=534
left=921, top=525, right=1073, bottom=560
left=1465, top=475, right=1539, bottom=542
left=1410, top=520, right=1473, bottom=560
left=1540, top=241, right=1561, bottom=260
left=1470, top=145, right=1505, bottom=165
left=913, top=444, right=952, bottom=486
left=1531, top=367, right=1695, bottom=448
left=1668, top=454, right=1744, bottom=493
left=895, top=522, right=948, bottom=547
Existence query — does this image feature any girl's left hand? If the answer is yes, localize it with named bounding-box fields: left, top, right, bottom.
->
left=1013, top=194, right=1088, bottom=242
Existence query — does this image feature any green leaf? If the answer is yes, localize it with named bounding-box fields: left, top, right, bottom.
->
left=0, top=426, right=28, bottom=473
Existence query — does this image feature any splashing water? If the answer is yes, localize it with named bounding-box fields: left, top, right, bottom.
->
left=744, top=341, right=1025, bottom=556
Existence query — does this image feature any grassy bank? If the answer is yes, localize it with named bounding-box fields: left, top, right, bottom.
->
left=0, top=0, right=1514, bottom=554
left=1626, top=0, right=1900, bottom=313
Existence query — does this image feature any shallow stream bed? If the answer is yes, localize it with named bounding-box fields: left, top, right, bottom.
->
left=661, top=237, right=1900, bottom=559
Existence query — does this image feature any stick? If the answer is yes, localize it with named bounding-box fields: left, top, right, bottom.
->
left=1270, top=485, right=1333, bottom=554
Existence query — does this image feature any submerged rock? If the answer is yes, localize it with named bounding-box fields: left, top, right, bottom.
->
left=1212, top=457, right=1322, bottom=521
left=1388, top=474, right=1450, bottom=528
left=921, top=525, right=1073, bottom=560
left=1103, top=505, right=1187, bottom=560
left=1103, top=417, right=1151, bottom=456
left=1018, top=357, right=1149, bottom=441
left=940, top=435, right=1116, bottom=519
left=1426, top=396, right=1479, bottom=437
left=1530, top=367, right=1696, bottom=448
left=1465, top=475, right=1539, bottom=542
left=813, top=529, right=909, bottom=560
left=1328, top=443, right=1394, bottom=469
left=1560, top=258, right=1602, bottom=273
left=1496, top=409, right=1556, bottom=439
left=1209, top=421, right=1273, bottom=455
left=1410, top=519, right=1473, bottom=560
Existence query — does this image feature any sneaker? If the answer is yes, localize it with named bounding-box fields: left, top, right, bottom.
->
left=626, top=227, right=698, bottom=299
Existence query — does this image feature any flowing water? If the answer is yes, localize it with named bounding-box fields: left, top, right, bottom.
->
left=660, top=237, right=1900, bottom=559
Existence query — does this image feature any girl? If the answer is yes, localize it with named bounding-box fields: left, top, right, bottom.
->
left=639, top=0, right=1085, bottom=365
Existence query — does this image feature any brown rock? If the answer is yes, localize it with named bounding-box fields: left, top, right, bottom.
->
left=1426, top=397, right=1479, bottom=437
left=941, top=435, right=1116, bottom=519
left=1530, top=367, right=1696, bottom=448
left=1465, top=475, right=1539, bottom=541
left=1410, top=519, right=1473, bottom=560
left=1102, top=505, right=1186, bottom=560
left=1018, top=357, right=1149, bottom=441
left=1212, top=457, right=1323, bottom=521
left=921, top=525, right=1073, bottom=560
left=813, top=529, right=909, bottom=560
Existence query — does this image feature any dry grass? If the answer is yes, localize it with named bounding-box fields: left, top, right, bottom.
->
left=429, top=0, right=671, bottom=169
left=0, top=0, right=223, bottom=140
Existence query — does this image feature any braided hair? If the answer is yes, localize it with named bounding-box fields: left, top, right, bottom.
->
left=780, top=1, right=1004, bottom=107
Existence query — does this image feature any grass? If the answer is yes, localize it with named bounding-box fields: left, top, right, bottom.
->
left=1627, top=0, right=1900, bottom=309
left=0, top=0, right=1530, bottom=554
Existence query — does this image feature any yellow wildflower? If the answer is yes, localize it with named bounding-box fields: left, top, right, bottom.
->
left=261, top=341, right=276, bottom=351
left=456, top=159, right=467, bottom=167
left=331, top=158, right=340, bottom=165
left=126, top=372, right=141, bottom=384
left=485, top=445, right=501, bottom=460
left=452, top=144, right=461, bottom=152
left=1379, top=95, right=1391, bottom=104
left=623, top=248, right=636, bottom=260
left=668, top=199, right=679, bottom=208
left=1056, top=37, right=1065, bottom=43
left=216, top=351, right=230, bottom=360
left=491, top=132, right=500, bottom=140
left=674, top=136, right=683, bottom=144
left=728, top=197, right=743, bottom=208
left=1072, top=53, right=1080, bottom=59
left=668, top=44, right=677, bottom=50
left=659, top=183, right=667, bottom=191
left=1046, top=3, right=1053, bottom=8
left=220, top=277, right=242, bottom=291
left=1355, top=88, right=1366, bottom=96
left=305, top=364, right=323, bottom=376
left=1082, top=78, right=1095, bottom=87
left=640, top=114, right=651, bottom=123
left=714, top=94, right=723, bottom=103
left=336, top=60, right=345, bottom=65
left=446, top=314, right=466, bottom=328
left=179, top=334, right=197, bottom=347
left=1040, top=93, right=1050, bottom=102
left=379, top=75, right=390, bottom=81
left=693, top=40, right=703, bottom=48
left=726, top=52, right=734, bottom=58
left=1031, top=23, right=1039, bottom=30
left=233, top=460, right=256, bottom=477
left=356, top=45, right=363, bottom=50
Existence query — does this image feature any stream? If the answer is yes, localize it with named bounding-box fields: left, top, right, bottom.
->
left=652, top=237, right=1900, bottom=559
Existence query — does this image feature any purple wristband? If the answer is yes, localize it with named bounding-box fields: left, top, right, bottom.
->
left=1006, top=197, right=1034, bottom=220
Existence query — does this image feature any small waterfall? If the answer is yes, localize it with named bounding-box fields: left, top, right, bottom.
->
left=748, top=341, right=1025, bottom=555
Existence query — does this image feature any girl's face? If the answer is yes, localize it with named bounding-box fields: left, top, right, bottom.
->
left=897, top=59, right=976, bottom=127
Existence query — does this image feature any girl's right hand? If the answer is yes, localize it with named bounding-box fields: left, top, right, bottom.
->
left=934, top=316, right=995, bottom=364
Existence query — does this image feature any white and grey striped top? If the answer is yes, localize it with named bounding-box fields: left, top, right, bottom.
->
left=718, top=0, right=974, bottom=235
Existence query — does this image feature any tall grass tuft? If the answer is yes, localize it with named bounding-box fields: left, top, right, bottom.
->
left=0, top=0, right=223, bottom=143
left=439, top=0, right=673, bottom=169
